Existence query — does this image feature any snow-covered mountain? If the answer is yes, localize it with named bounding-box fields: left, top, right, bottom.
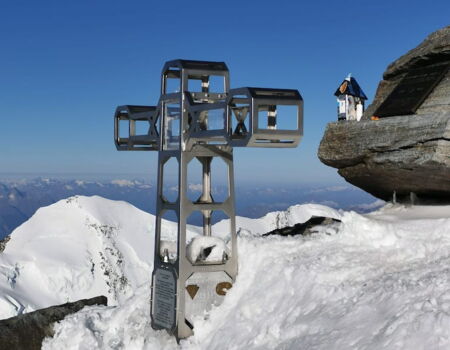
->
left=0, top=196, right=153, bottom=319
left=0, top=178, right=155, bottom=240
left=1, top=196, right=449, bottom=349
left=0, top=196, right=338, bottom=320
left=0, top=177, right=380, bottom=240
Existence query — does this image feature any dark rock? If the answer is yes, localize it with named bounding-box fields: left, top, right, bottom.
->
left=0, top=235, right=10, bottom=252
left=263, top=216, right=340, bottom=237
left=319, top=26, right=450, bottom=203
left=0, top=296, right=107, bottom=350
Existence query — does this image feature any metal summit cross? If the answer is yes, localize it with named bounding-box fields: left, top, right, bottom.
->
left=114, top=59, right=303, bottom=339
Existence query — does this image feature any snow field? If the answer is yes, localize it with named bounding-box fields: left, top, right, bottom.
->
left=1, top=196, right=449, bottom=349
left=184, top=210, right=450, bottom=349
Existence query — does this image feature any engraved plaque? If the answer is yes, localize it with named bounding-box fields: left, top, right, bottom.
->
left=153, top=268, right=176, bottom=330
left=375, top=63, right=449, bottom=117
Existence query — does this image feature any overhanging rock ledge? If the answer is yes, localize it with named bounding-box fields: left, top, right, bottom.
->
left=318, top=25, right=450, bottom=203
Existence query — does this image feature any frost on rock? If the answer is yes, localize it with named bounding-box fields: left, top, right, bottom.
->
left=186, top=236, right=230, bottom=264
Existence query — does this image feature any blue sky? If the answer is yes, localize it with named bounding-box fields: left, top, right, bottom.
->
left=1, top=0, right=449, bottom=185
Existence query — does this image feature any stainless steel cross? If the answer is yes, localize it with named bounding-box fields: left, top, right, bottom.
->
left=114, top=59, right=303, bottom=340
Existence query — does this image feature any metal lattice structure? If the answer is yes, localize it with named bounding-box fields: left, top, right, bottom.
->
left=114, top=59, right=303, bottom=339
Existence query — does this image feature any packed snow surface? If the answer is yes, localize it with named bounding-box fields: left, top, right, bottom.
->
left=1, top=196, right=449, bottom=349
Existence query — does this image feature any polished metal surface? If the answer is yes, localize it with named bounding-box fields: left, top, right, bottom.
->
left=114, top=59, right=303, bottom=340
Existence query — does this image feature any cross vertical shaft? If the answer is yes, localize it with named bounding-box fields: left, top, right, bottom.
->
left=114, top=59, right=303, bottom=340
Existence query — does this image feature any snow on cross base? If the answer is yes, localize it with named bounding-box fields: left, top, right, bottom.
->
left=0, top=196, right=449, bottom=349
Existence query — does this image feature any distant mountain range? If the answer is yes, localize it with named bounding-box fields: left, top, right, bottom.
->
left=0, top=177, right=381, bottom=240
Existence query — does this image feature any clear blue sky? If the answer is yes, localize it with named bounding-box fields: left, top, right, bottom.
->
left=1, top=0, right=449, bottom=185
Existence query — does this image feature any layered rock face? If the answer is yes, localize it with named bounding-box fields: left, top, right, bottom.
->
left=319, top=114, right=450, bottom=202
left=319, top=26, right=450, bottom=203
left=363, top=25, right=450, bottom=119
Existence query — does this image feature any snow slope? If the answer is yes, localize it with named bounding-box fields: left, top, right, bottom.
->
left=1, top=196, right=450, bottom=349
left=0, top=196, right=333, bottom=320
left=0, top=196, right=154, bottom=318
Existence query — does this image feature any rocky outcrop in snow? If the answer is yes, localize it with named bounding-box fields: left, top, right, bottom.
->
left=319, top=26, right=450, bottom=203
left=0, top=235, right=10, bottom=252
left=262, top=216, right=340, bottom=237
left=0, top=296, right=107, bottom=350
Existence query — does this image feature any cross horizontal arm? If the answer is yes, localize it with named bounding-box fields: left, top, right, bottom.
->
left=114, top=105, right=159, bottom=151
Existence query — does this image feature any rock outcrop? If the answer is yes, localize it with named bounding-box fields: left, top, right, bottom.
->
left=319, top=26, right=450, bottom=203
left=0, top=296, right=107, bottom=350
left=0, top=235, right=10, bottom=252
left=319, top=114, right=450, bottom=202
left=262, top=216, right=340, bottom=237
left=364, top=25, right=450, bottom=119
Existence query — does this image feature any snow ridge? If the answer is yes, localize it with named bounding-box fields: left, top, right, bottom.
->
left=0, top=196, right=154, bottom=319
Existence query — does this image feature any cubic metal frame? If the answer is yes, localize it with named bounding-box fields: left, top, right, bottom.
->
left=114, top=59, right=303, bottom=340
left=114, top=105, right=159, bottom=151
left=227, top=87, right=303, bottom=147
